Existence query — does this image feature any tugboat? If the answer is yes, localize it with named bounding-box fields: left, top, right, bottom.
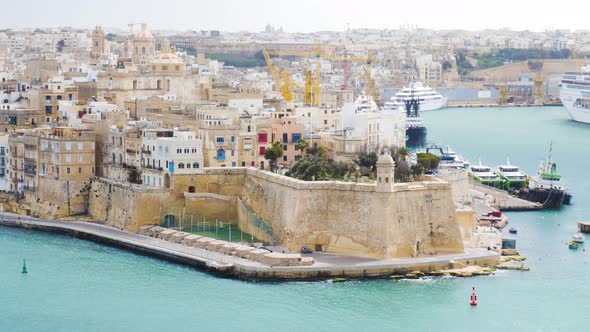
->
left=518, top=144, right=572, bottom=209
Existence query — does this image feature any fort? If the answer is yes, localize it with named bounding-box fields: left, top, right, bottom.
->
left=88, top=154, right=465, bottom=259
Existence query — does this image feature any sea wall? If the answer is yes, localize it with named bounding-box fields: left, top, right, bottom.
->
left=89, top=168, right=465, bottom=259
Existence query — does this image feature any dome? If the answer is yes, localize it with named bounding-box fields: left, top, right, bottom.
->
left=134, top=30, right=154, bottom=41
left=152, top=52, right=182, bottom=64
left=377, top=153, right=394, bottom=164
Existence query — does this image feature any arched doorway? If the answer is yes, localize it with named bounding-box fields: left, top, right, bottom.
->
left=188, top=186, right=195, bottom=193
left=164, top=173, right=171, bottom=188
left=163, top=214, right=175, bottom=227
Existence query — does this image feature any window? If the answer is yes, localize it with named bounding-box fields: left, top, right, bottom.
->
left=186, top=163, right=191, bottom=169
left=283, top=145, right=287, bottom=151
left=257, top=133, right=267, bottom=143
left=78, top=167, right=82, bottom=174
left=216, top=136, right=225, bottom=145
left=283, top=155, right=287, bottom=161
left=41, top=141, right=48, bottom=150
left=78, top=155, right=82, bottom=162
left=67, top=167, right=70, bottom=174
left=193, top=162, right=199, bottom=168
left=216, top=149, right=226, bottom=161
left=78, top=143, right=82, bottom=150
left=184, top=148, right=189, bottom=153
left=66, top=143, right=71, bottom=150
left=45, top=106, right=52, bottom=115
left=292, top=133, right=301, bottom=143
left=56, top=95, right=62, bottom=100
left=178, top=163, right=185, bottom=169
left=324, top=120, right=328, bottom=125
left=68, top=94, right=73, bottom=101
left=241, top=161, right=246, bottom=167
left=230, top=136, right=235, bottom=143
left=282, top=133, right=288, bottom=143
left=45, top=95, right=51, bottom=100
left=66, top=155, right=71, bottom=163
left=259, top=146, right=266, bottom=155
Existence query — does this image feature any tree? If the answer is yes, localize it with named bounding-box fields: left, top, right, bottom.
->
left=417, top=153, right=440, bottom=172
left=264, top=141, right=283, bottom=172
left=295, top=139, right=309, bottom=157
left=306, top=145, right=327, bottom=159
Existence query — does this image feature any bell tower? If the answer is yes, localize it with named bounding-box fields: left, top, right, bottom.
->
left=91, top=26, right=105, bottom=59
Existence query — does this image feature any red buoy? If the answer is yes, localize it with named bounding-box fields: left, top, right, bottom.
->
left=470, top=287, right=478, bottom=306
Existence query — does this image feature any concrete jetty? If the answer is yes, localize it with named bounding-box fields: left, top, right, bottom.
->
left=0, top=213, right=500, bottom=281
left=471, top=183, right=541, bottom=211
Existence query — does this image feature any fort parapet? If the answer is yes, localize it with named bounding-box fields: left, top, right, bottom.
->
left=89, top=165, right=465, bottom=259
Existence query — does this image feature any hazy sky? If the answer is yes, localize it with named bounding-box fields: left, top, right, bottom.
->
left=2, top=0, right=584, bottom=32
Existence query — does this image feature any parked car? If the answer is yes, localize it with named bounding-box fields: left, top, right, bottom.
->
left=301, top=246, right=313, bottom=254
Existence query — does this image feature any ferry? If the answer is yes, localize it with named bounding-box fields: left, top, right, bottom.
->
left=388, top=81, right=448, bottom=111
left=469, top=161, right=504, bottom=188
left=496, top=159, right=528, bottom=190
left=427, top=145, right=470, bottom=169
left=558, top=65, right=590, bottom=124
left=518, top=144, right=573, bottom=208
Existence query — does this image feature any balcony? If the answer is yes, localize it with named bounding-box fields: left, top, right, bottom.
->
left=141, top=149, right=151, bottom=155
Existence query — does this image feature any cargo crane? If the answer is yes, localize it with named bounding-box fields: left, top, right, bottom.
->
left=265, top=44, right=375, bottom=106
left=528, top=60, right=545, bottom=105
left=262, top=49, right=305, bottom=102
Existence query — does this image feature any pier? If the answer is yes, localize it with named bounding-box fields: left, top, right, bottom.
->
left=0, top=213, right=499, bottom=281
left=470, top=183, right=542, bottom=211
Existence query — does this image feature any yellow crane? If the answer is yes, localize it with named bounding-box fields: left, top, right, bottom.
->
left=527, top=60, right=545, bottom=104
left=266, top=44, right=375, bottom=106
left=262, top=49, right=305, bottom=102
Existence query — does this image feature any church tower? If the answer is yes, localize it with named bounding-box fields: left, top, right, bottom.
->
left=91, top=26, right=105, bottom=59
left=376, top=153, right=395, bottom=192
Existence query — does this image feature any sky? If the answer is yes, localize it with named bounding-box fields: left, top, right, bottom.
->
left=1, top=0, right=585, bottom=33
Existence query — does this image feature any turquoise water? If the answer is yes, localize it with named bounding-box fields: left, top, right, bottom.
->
left=2, top=106, right=590, bottom=331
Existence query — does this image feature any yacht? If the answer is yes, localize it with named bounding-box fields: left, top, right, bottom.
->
left=469, top=161, right=503, bottom=188
left=426, top=145, right=469, bottom=169
left=496, top=159, right=528, bottom=190
left=558, top=65, right=590, bottom=124
left=385, top=81, right=448, bottom=111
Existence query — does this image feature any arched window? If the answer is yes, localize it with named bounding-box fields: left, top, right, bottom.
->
left=119, top=137, right=122, bottom=146
left=142, top=46, right=146, bottom=54
left=188, top=186, right=196, bottom=193
left=193, top=162, right=199, bottom=169
left=216, top=149, right=225, bottom=161
left=186, top=163, right=191, bottom=169
left=111, top=153, right=115, bottom=164
left=178, top=163, right=185, bottom=169
left=118, top=153, right=122, bottom=165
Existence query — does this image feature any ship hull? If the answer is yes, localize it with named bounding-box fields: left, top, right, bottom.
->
left=406, top=126, right=427, bottom=147
left=518, top=188, right=572, bottom=209
left=559, top=87, right=590, bottom=124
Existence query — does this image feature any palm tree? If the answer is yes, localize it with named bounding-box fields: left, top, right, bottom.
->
left=295, top=139, right=309, bottom=158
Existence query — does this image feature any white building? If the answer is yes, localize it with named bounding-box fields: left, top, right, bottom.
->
left=141, top=128, right=204, bottom=188
left=0, top=134, right=9, bottom=191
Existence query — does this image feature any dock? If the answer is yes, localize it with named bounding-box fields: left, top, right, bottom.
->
left=0, top=213, right=500, bottom=281
left=470, top=183, right=542, bottom=211
left=578, top=222, right=590, bottom=233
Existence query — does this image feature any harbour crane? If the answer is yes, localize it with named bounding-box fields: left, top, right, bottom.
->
left=265, top=44, right=375, bottom=106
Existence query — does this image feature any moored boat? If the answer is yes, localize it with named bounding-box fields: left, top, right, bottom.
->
left=572, top=233, right=584, bottom=243
left=517, top=144, right=572, bottom=209
left=469, top=160, right=504, bottom=189
left=496, top=159, right=528, bottom=191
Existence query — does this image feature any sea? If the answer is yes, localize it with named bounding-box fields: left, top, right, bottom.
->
left=1, top=106, right=589, bottom=332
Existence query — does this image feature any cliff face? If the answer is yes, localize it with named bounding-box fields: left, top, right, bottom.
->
left=89, top=168, right=464, bottom=259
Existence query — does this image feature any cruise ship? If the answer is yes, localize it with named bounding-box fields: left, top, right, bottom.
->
left=558, top=65, right=590, bottom=124
left=386, top=81, right=448, bottom=111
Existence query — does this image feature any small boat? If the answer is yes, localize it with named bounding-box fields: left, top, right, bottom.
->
left=572, top=233, right=585, bottom=243
left=568, top=241, right=579, bottom=250
left=509, top=227, right=518, bottom=234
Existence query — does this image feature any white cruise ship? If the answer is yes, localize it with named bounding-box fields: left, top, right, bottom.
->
left=385, top=81, right=448, bottom=111
left=558, top=65, right=590, bottom=124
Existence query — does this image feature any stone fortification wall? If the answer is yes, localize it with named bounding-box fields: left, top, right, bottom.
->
left=89, top=177, right=171, bottom=232
left=89, top=167, right=464, bottom=259
left=240, top=168, right=464, bottom=258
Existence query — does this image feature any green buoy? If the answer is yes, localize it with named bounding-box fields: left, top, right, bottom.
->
left=21, top=259, right=27, bottom=274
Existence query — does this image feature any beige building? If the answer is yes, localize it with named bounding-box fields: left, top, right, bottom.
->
left=9, top=127, right=96, bottom=217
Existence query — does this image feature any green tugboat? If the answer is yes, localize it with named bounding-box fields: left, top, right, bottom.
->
left=468, top=160, right=504, bottom=189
